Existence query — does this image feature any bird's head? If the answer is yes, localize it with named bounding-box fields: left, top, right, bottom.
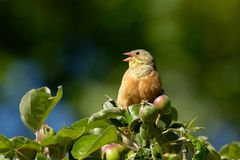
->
left=123, top=49, right=155, bottom=69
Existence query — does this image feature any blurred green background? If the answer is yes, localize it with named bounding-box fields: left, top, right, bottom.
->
left=0, top=0, right=239, bottom=150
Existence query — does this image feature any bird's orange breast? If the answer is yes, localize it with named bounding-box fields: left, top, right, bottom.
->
left=117, top=69, right=162, bottom=109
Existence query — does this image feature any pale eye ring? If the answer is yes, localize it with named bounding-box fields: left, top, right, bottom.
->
left=135, top=51, right=140, bottom=55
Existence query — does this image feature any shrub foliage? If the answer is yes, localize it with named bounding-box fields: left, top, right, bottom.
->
left=0, top=86, right=239, bottom=160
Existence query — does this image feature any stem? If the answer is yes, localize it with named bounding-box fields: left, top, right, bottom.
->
left=117, top=128, right=139, bottom=149
left=119, top=142, right=139, bottom=151
left=182, top=146, right=188, bottom=160
left=150, top=142, right=157, bottom=160
left=155, top=114, right=161, bottom=126
left=178, top=126, right=188, bottom=160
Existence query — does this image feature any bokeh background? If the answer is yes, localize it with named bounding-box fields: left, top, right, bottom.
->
left=0, top=0, right=239, bottom=150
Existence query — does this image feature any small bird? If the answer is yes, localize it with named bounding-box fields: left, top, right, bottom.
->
left=117, top=49, right=164, bottom=109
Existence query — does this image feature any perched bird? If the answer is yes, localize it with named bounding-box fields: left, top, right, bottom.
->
left=117, top=49, right=164, bottom=109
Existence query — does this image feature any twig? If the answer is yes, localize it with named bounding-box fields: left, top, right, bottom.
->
left=117, top=128, right=139, bottom=150
left=119, top=142, right=139, bottom=151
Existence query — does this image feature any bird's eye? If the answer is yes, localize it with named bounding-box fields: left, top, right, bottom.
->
left=135, top=51, right=140, bottom=55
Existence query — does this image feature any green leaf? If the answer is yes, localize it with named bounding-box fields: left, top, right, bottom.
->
left=39, top=135, right=58, bottom=146
left=109, top=116, right=128, bottom=128
left=87, top=119, right=112, bottom=131
left=150, top=140, right=163, bottom=159
left=138, top=122, right=152, bottom=147
left=169, top=121, right=184, bottom=129
left=71, top=118, right=111, bottom=137
left=187, top=117, right=197, bottom=130
left=219, top=141, right=240, bottom=159
left=11, top=136, right=42, bottom=152
left=71, top=125, right=118, bottom=160
left=10, top=136, right=42, bottom=160
left=19, top=86, right=63, bottom=132
left=88, top=107, right=123, bottom=122
left=56, top=127, right=85, bottom=144
left=169, top=106, right=178, bottom=121
left=102, top=99, right=118, bottom=110
left=16, top=149, right=36, bottom=160
left=0, top=134, right=13, bottom=153
left=135, top=148, right=151, bottom=160
left=186, top=117, right=205, bottom=132
left=129, top=118, right=142, bottom=132
left=156, top=130, right=181, bottom=154
left=160, top=114, right=172, bottom=128
left=198, top=136, right=221, bottom=160
left=70, top=118, right=89, bottom=130
left=185, top=134, right=208, bottom=160
left=125, top=104, right=140, bottom=123
left=159, top=106, right=178, bottom=128
left=35, top=153, right=49, bottom=160
left=87, top=119, right=113, bottom=136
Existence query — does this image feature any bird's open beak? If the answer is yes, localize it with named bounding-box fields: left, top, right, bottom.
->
left=123, top=52, right=132, bottom=62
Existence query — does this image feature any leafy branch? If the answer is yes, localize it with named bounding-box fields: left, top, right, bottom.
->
left=0, top=86, right=239, bottom=160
